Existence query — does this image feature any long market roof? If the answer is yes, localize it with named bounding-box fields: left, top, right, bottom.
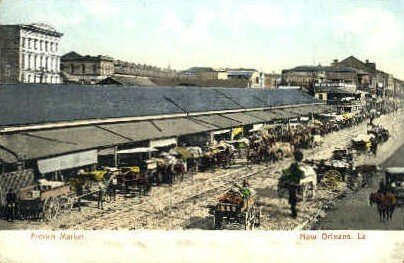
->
left=0, top=84, right=334, bottom=163
left=0, top=84, right=319, bottom=127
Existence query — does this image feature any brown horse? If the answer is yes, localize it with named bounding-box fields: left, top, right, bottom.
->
left=369, top=192, right=397, bottom=221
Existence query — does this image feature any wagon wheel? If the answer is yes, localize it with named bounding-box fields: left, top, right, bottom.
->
left=321, top=170, right=342, bottom=189
left=301, top=185, right=307, bottom=203
left=59, top=195, right=74, bottom=211
left=244, top=211, right=250, bottom=230
left=244, top=208, right=254, bottom=230
left=43, top=197, right=60, bottom=221
left=254, top=206, right=262, bottom=227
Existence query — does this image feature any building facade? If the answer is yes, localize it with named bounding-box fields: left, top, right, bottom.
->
left=0, top=23, right=63, bottom=84
left=227, top=69, right=265, bottom=88
left=60, top=52, right=114, bottom=84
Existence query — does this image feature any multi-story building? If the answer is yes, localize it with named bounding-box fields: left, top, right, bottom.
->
left=331, top=56, right=396, bottom=97
left=227, top=69, right=265, bottom=88
left=0, top=23, right=63, bottom=84
left=281, top=65, right=364, bottom=91
left=60, top=52, right=115, bottom=84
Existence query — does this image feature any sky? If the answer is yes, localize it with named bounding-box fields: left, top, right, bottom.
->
left=0, top=0, right=403, bottom=78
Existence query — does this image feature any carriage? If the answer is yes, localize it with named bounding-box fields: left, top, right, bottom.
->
left=118, top=166, right=152, bottom=196
left=384, top=167, right=404, bottom=207
left=213, top=187, right=261, bottom=230
left=16, top=180, right=74, bottom=221
left=351, top=133, right=373, bottom=152
left=367, top=125, right=389, bottom=143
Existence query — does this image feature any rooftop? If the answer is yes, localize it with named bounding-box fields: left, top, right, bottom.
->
left=0, top=84, right=320, bottom=127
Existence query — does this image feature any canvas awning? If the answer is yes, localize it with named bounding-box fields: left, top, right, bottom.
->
left=149, top=137, right=177, bottom=148
left=213, top=129, right=230, bottom=135
left=116, top=147, right=158, bottom=154
left=37, top=150, right=98, bottom=174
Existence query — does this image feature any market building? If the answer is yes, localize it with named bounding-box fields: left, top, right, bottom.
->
left=0, top=23, right=63, bottom=84
left=0, top=84, right=333, bottom=178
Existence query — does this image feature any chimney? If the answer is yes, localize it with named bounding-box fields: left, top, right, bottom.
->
left=365, top=59, right=369, bottom=63
left=332, top=59, right=339, bottom=66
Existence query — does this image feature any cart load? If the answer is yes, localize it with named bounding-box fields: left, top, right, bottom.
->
left=214, top=183, right=260, bottom=230
left=121, top=166, right=140, bottom=174
left=351, top=134, right=373, bottom=151
left=78, top=170, right=108, bottom=181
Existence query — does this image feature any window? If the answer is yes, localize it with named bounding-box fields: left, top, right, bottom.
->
left=82, top=64, right=85, bottom=74
left=28, top=38, right=32, bottom=49
left=34, top=55, right=37, bottom=69
left=34, top=39, right=38, bottom=50
left=93, top=64, right=97, bottom=73
left=51, top=58, right=54, bottom=72
left=318, top=94, right=324, bottom=100
left=21, top=37, right=25, bottom=48
left=70, top=64, right=74, bottom=74
left=45, top=57, right=49, bottom=70
left=39, top=40, right=43, bottom=51
left=55, top=43, right=58, bottom=52
left=45, top=41, right=48, bottom=51
left=27, top=54, right=31, bottom=70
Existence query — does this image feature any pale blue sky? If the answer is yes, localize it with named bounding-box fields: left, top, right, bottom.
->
left=1, top=0, right=403, bottom=78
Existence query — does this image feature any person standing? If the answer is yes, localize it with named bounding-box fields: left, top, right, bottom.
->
left=77, top=183, right=84, bottom=212
left=5, top=189, right=17, bottom=222
left=370, top=138, right=378, bottom=156
left=97, top=183, right=105, bottom=210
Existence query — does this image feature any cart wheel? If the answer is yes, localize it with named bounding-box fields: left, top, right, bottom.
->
left=244, top=212, right=249, bottom=230
left=60, top=195, right=74, bottom=211
left=245, top=209, right=253, bottom=230
left=254, top=206, right=262, bottom=227
left=43, top=197, right=60, bottom=221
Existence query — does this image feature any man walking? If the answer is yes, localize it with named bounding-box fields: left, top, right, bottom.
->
left=284, top=150, right=304, bottom=218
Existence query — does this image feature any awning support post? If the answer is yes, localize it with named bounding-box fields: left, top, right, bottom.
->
left=114, top=146, right=118, bottom=167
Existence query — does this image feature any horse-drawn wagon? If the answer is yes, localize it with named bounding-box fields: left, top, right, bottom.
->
left=384, top=167, right=404, bottom=207
left=213, top=184, right=261, bottom=230
left=367, top=125, right=389, bottom=143
left=16, top=180, right=74, bottom=221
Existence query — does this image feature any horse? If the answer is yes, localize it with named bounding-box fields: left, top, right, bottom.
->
left=369, top=192, right=397, bottom=222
